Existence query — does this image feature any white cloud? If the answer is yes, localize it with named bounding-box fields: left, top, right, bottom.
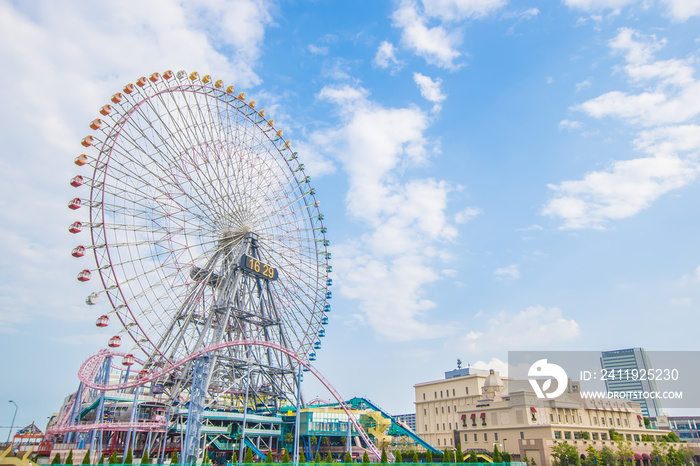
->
left=308, top=44, right=329, bottom=55
left=494, top=264, right=520, bottom=280
left=515, top=224, right=543, bottom=231
left=544, top=28, right=700, bottom=229
left=422, top=0, right=506, bottom=21
left=413, top=72, right=446, bottom=112
left=374, top=41, right=403, bottom=71
left=471, top=357, right=509, bottom=376
left=576, top=79, right=592, bottom=91
left=563, top=0, right=636, bottom=12
left=669, top=297, right=692, bottom=306
left=455, top=206, right=483, bottom=224
left=543, top=154, right=699, bottom=229
left=659, top=0, right=700, bottom=21
left=457, top=306, right=581, bottom=353
left=312, top=85, right=462, bottom=341
left=392, top=0, right=463, bottom=70
left=559, top=119, right=583, bottom=130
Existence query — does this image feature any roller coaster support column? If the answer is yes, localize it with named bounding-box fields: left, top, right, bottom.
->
left=158, top=405, right=172, bottom=465
left=183, top=355, right=211, bottom=465
left=123, top=385, right=141, bottom=464
left=237, top=356, right=253, bottom=466
left=90, top=356, right=112, bottom=457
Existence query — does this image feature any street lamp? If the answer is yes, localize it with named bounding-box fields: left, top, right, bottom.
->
left=7, top=400, right=18, bottom=443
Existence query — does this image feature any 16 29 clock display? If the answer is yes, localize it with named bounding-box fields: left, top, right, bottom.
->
left=240, top=254, right=278, bottom=281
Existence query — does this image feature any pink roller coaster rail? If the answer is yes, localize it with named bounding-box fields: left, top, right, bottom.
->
left=65, top=340, right=381, bottom=460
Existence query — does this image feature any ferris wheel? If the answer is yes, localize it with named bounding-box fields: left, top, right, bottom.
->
left=68, top=70, right=332, bottom=407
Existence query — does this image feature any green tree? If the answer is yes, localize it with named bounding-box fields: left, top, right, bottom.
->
left=426, top=450, right=433, bottom=464
left=65, top=450, right=74, bottom=465
left=245, top=448, right=254, bottom=464
left=492, top=444, right=501, bottom=463
left=523, top=453, right=529, bottom=466
left=362, top=452, right=369, bottom=464
left=502, top=452, right=511, bottom=463
left=345, top=452, right=352, bottom=463
left=281, top=450, right=289, bottom=464
left=468, top=451, right=478, bottom=464
left=599, top=447, right=615, bottom=466
left=98, top=454, right=105, bottom=466
left=396, top=451, right=403, bottom=464
left=609, top=431, right=622, bottom=442
left=108, top=451, right=118, bottom=465
left=615, top=440, right=634, bottom=466
left=52, top=454, right=62, bottom=465
left=326, top=452, right=333, bottom=464
left=314, top=451, right=321, bottom=464
left=299, top=450, right=306, bottom=464
left=125, top=448, right=133, bottom=465
left=413, top=451, right=419, bottom=464
left=230, top=452, right=236, bottom=465
left=550, top=442, right=580, bottom=466
left=444, top=449, right=452, bottom=463
left=381, top=447, right=388, bottom=464
left=578, top=432, right=591, bottom=440
left=530, top=458, right=537, bottom=466
left=582, top=444, right=599, bottom=466
left=141, top=450, right=150, bottom=465
left=455, top=445, right=464, bottom=463
left=82, top=449, right=91, bottom=465
left=675, top=446, right=694, bottom=466
left=266, top=451, right=274, bottom=463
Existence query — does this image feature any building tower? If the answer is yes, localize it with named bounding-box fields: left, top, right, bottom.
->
left=600, top=348, right=663, bottom=418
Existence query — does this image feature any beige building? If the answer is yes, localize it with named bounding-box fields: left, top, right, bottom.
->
left=415, top=367, right=700, bottom=465
left=415, top=367, right=499, bottom=449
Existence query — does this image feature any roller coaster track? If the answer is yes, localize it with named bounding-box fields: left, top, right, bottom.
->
left=70, top=340, right=381, bottom=460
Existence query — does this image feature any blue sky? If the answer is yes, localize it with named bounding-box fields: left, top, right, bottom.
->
left=1, top=0, right=700, bottom=436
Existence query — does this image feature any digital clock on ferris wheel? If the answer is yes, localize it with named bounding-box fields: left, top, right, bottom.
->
left=240, top=254, right=279, bottom=281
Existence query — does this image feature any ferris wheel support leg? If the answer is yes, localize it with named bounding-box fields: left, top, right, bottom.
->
left=237, top=356, right=253, bottom=466
left=183, top=355, right=210, bottom=466
left=292, top=366, right=302, bottom=466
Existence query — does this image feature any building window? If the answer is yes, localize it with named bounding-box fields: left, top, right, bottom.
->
left=472, top=416, right=476, bottom=427
left=448, top=406, right=451, bottom=413
left=464, top=433, right=469, bottom=443
left=423, top=393, right=426, bottom=400
left=520, top=432, right=524, bottom=440
left=454, top=405, right=457, bottom=412
left=610, top=418, right=613, bottom=426
left=564, top=432, right=572, bottom=440
left=466, top=387, right=469, bottom=395
left=574, top=432, right=580, bottom=440
left=453, top=389, right=456, bottom=396
left=474, top=434, right=477, bottom=442
left=550, top=414, right=554, bottom=422
left=626, top=434, right=632, bottom=440
left=449, top=423, right=452, bottom=429
left=438, top=439, right=440, bottom=446
left=436, top=408, right=439, bottom=414
left=558, top=414, right=562, bottom=422
left=617, top=418, right=621, bottom=426
left=495, top=433, right=498, bottom=441
left=634, top=434, right=640, bottom=441
left=443, top=423, right=446, bottom=430
left=601, top=417, right=606, bottom=425
left=593, top=417, right=598, bottom=425
left=441, top=391, right=443, bottom=398
left=424, top=409, right=426, bottom=415
left=425, top=425, right=427, bottom=431
left=450, top=438, right=453, bottom=445
left=601, top=433, right=608, bottom=440
left=437, top=424, right=439, bottom=431
left=565, top=414, right=569, bottom=423
left=442, top=407, right=445, bottom=414
left=484, top=433, right=488, bottom=442
left=554, top=431, right=562, bottom=440
left=592, top=433, right=599, bottom=440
